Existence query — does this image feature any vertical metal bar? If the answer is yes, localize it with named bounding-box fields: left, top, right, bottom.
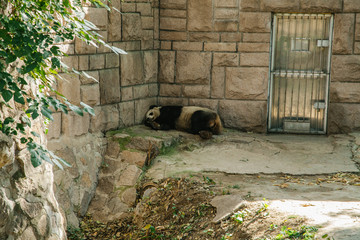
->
left=310, top=14, right=319, bottom=131
left=303, top=15, right=311, bottom=123
left=284, top=14, right=291, bottom=123
left=317, top=15, right=326, bottom=132
left=268, top=14, right=278, bottom=131
left=290, top=15, right=298, bottom=119
left=323, top=15, right=334, bottom=133
left=296, top=15, right=305, bottom=122
left=276, top=15, right=284, bottom=130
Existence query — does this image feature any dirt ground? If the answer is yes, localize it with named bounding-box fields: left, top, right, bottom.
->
left=66, top=173, right=360, bottom=240
left=69, top=177, right=307, bottom=240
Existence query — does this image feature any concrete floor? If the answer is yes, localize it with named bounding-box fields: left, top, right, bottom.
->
left=143, top=128, right=360, bottom=239
left=147, top=130, right=359, bottom=178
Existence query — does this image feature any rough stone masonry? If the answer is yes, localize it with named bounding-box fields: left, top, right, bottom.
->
left=44, top=0, right=360, bottom=229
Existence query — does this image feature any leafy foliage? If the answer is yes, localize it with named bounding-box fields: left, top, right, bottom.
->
left=0, top=0, right=124, bottom=168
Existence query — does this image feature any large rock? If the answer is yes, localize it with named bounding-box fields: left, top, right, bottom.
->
left=211, top=67, right=225, bottom=99
left=90, top=104, right=120, bottom=132
left=57, top=73, right=81, bottom=106
left=50, top=133, right=106, bottom=227
left=121, top=52, right=144, bottom=86
left=239, top=12, right=271, bottom=33
left=159, top=51, right=175, bottom=83
left=333, top=14, right=355, bottom=54
left=121, top=150, right=147, bottom=168
left=226, top=67, right=268, bottom=100
left=328, top=103, right=360, bottom=133
left=99, top=68, right=121, bottom=105
left=344, top=0, right=360, bottom=12
left=119, top=101, right=135, bottom=127
left=144, top=51, right=158, bottom=83
left=330, top=82, right=360, bottom=103
left=240, top=53, right=269, bottom=67
left=160, top=0, right=187, bottom=9
left=176, top=51, right=211, bottom=84
left=183, top=85, right=210, bottom=98
left=219, top=100, right=267, bottom=132
left=260, top=0, right=299, bottom=12
left=0, top=133, right=14, bottom=168
left=299, top=0, right=342, bottom=12
left=81, top=84, right=100, bottom=107
left=108, top=0, right=121, bottom=41
left=122, top=13, right=142, bottom=41
left=188, top=0, right=213, bottom=31
left=62, top=112, right=90, bottom=137
left=331, top=55, right=360, bottom=82
left=117, top=165, right=142, bottom=186
left=160, top=84, right=182, bottom=97
left=160, top=17, right=186, bottom=31
left=210, top=195, right=245, bottom=223
left=84, top=7, right=108, bottom=30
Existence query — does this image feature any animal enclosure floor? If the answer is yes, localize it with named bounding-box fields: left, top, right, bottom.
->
left=142, top=127, right=360, bottom=239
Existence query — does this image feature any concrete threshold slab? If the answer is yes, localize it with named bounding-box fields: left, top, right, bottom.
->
left=147, top=131, right=359, bottom=180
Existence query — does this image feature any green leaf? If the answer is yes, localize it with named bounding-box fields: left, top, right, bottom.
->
left=6, top=54, right=16, bottom=64
left=22, top=62, right=38, bottom=74
left=80, top=102, right=95, bottom=116
left=50, top=46, right=60, bottom=55
left=0, top=80, right=5, bottom=91
left=31, top=131, right=40, bottom=137
left=51, top=57, right=61, bottom=69
left=21, top=115, right=31, bottom=127
left=42, top=50, right=52, bottom=59
left=4, top=117, right=14, bottom=125
left=41, top=106, right=53, bottom=120
left=30, top=153, right=42, bottom=168
left=2, top=89, right=13, bottom=102
left=32, top=111, right=40, bottom=120
left=14, top=91, right=25, bottom=104
left=68, top=103, right=83, bottom=116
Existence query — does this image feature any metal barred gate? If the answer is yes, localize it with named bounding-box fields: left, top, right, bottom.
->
left=268, top=13, right=333, bottom=134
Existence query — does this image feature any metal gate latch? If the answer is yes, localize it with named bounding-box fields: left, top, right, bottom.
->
left=317, top=39, right=329, bottom=47
left=314, top=101, right=326, bottom=109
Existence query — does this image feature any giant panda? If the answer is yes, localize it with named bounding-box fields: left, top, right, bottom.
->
left=144, top=105, right=222, bottom=139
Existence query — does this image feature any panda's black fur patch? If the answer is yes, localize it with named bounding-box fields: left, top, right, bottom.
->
left=145, top=105, right=222, bottom=139
left=149, top=105, right=182, bottom=130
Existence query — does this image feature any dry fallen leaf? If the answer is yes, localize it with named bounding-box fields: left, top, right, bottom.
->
left=301, top=203, right=315, bottom=207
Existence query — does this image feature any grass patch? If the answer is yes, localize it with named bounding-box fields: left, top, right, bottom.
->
left=117, top=136, right=132, bottom=151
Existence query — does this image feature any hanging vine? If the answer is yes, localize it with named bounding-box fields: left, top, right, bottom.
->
left=0, top=0, right=125, bottom=169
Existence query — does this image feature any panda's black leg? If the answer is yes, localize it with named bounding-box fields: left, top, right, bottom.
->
left=148, top=121, right=162, bottom=130
left=191, top=111, right=215, bottom=139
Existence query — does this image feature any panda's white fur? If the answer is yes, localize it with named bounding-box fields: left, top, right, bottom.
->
left=145, top=106, right=222, bottom=139
left=175, top=107, right=209, bottom=132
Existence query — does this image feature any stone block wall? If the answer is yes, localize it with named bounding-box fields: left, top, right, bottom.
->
left=158, top=0, right=272, bottom=132
left=158, top=0, right=360, bottom=133
left=46, top=0, right=360, bottom=228
left=329, top=2, right=360, bottom=133
left=47, top=0, right=160, bottom=227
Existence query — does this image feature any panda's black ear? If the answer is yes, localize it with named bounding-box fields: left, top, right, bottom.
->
left=149, top=105, right=158, bottom=109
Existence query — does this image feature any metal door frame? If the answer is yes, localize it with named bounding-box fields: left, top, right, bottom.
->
left=267, top=13, right=334, bottom=134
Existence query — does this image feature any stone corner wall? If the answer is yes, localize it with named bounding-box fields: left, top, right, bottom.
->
left=0, top=74, right=66, bottom=239
left=47, top=0, right=160, bottom=228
